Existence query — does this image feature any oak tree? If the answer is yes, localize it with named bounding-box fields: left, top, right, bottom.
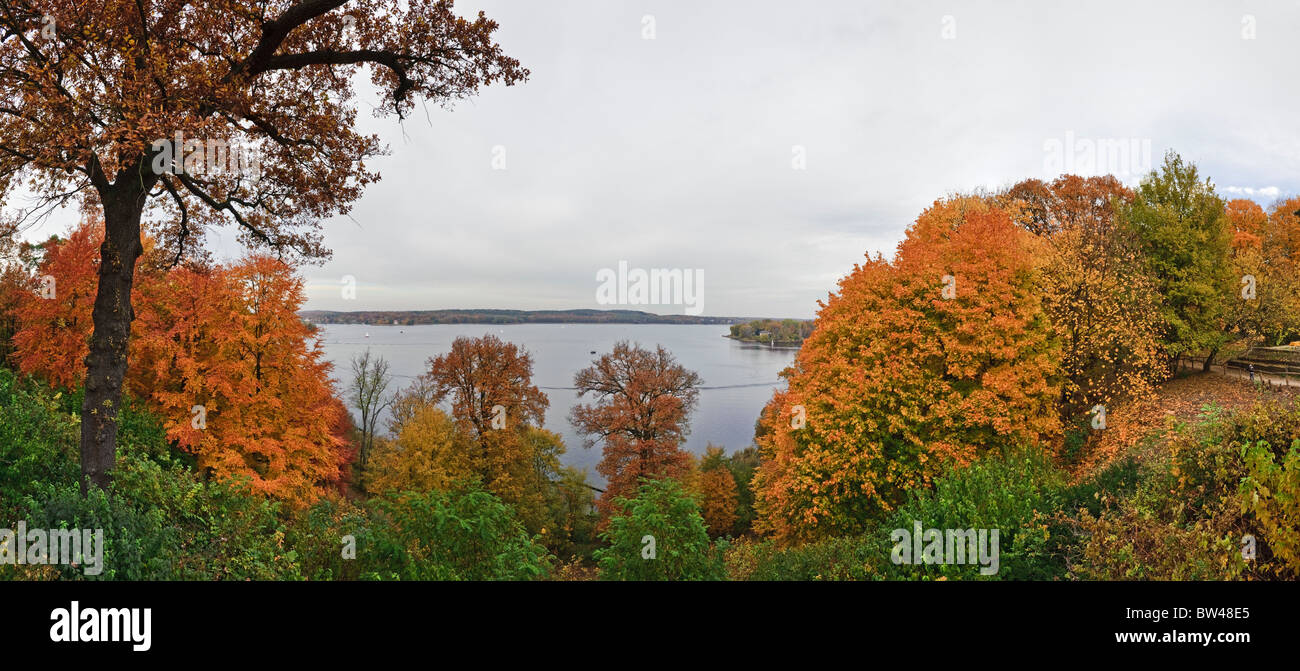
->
left=0, top=0, right=527, bottom=491
left=416, top=333, right=550, bottom=506
left=570, top=341, right=702, bottom=520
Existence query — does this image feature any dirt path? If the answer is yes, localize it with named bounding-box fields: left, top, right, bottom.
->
left=1176, top=359, right=1300, bottom=389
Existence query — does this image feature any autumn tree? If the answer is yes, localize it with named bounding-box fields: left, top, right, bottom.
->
left=365, top=404, right=474, bottom=495
left=1263, top=198, right=1300, bottom=344
left=1223, top=198, right=1300, bottom=347
left=570, top=341, right=702, bottom=520
left=1120, top=152, right=1233, bottom=371
left=417, top=334, right=550, bottom=504
left=0, top=230, right=29, bottom=364
left=11, top=222, right=108, bottom=388
left=1003, top=178, right=1057, bottom=236
left=1227, top=198, right=1267, bottom=250
left=147, top=256, right=351, bottom=504
left=1268, top=197, right=1300, bottom=263
left=409, top=334, right=580, bottom=545
left=14, top=222, right=355, bottom=505
left=0, top=0, right=528, bottom=492
left=752, top=197, right=1061, bottom=544
left=697, top=445, right=738, bottom=537
left=369, top=387, right=583, bottom=551
left=420, top=334, right=547, bottom=438
left=1004, top=175, right=1166, bottom=425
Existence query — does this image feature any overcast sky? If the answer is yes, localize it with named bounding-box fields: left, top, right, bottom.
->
left=20, top=0, right=1300, bottom=318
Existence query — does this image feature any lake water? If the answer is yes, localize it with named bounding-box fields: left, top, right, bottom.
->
left=316, top=323, right=797, bottom=484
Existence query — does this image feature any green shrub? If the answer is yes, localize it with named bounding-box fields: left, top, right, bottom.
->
left=595, top=477, right=726, bottom=581
left=111, top=452, right=299, bottom=580
left=0, top=369, right=79, bottom=512
left=1061, top=456, right=1141, bottom=519
left=285, top=496, right=373, bottom=581
left=362, top=486, right=552, bottom=580
left=1239, top=438, right=1300, bottom=572
left=877, top=447, right=1068, bottom=580
left=737, top=448, right=1070, bottom=581
left=2, top=370, right=301, bottom=580
left=1073, top=401, right=1300, bottom=580
left=14, top=450, right=300, bottom=580
left=737, top=535, right=882, bottom=581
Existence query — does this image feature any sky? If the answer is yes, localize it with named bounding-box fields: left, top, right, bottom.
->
left=17, top=0, right=1300, bottom=319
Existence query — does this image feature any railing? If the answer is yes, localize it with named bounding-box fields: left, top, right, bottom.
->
left=1178, top=354, right=1300, bottom=388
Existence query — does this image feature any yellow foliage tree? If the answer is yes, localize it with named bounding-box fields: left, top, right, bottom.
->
left=366, top=405, right=475, bottom=495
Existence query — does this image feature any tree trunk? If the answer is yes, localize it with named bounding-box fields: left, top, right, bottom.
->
left=80, top=189, right=146, bottom=494
left=1203, top=348, right=1218, bottom=373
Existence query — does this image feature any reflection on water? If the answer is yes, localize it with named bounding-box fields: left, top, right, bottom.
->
left=316, top=323, right=797, bottom=484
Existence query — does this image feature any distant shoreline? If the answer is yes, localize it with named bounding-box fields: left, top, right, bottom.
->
left=300, top=308, right=779, bottom=326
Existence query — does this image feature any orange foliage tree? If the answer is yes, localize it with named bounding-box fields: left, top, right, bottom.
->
left=11, top=223, right=109, bottom=389
left=570, top=342, right=702, bottom=520
left=0, top=0, right=527, bottom=491
left=697, top=446, right=738, bottom=537
left=752, top=197, right=1061, bottom=543
left=14, top=221, right=353, bottom=505
left=1268, top=197, right=1300, bottom=263
left=0, top=231, right=33, bottom=364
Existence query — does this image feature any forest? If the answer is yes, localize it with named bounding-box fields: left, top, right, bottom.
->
left=4, top=153, right=1300, bottom=580
left=727, top=319, right=815, bottom=346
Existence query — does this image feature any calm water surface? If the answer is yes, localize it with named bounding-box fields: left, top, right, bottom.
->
left=316, top=323, right=797, bottom=484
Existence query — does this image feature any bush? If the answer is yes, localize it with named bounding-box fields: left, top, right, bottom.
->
left=1060, top=456, right=1141, bottom=519
left=735, top=535, right=882, bottom=581
left=736, top=448, right=1070, bottom=581
left=111, top=452, right=299, bottom=580
left=1240, top=438, right=1300, bottom=572
left=13, top=450, right=300, bottom=581
left=285, top=496, right=373, bottom=581
left=595, top=477, right=726, bottom=581
left=1073, top=401, right=1300, bottom=580
left=0, top=369, right=79, bottom=513
left=877, top=447, right=1069, bottom=580
left=1, top=370, right=300, bottom=580
left=361, top=486, right=552, bottom=580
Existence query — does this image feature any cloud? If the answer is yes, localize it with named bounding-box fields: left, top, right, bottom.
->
left=1222, top=185, right=1282, bottom=200
left=14, top=1, right=1300, bottom=319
